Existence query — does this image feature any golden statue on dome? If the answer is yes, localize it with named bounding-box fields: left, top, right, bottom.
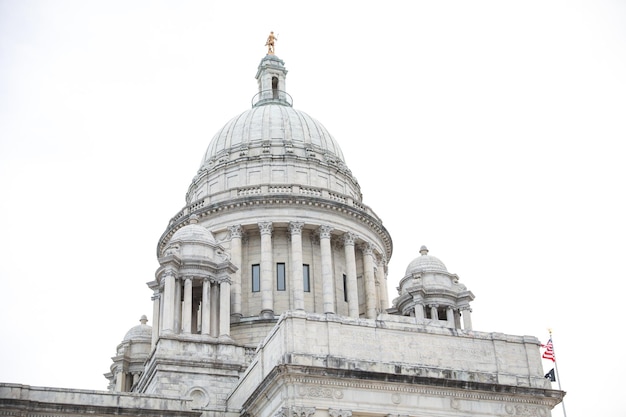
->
left=265, top=31, right=277, bottom=55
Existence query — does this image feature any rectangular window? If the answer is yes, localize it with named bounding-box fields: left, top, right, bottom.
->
left=303, top=264, right=310, bottom=293
left=252, top=264, right=260, bottom=292
left=277, top=263, right=286, bottom=291
left=343, top=274, right=348, bottom=302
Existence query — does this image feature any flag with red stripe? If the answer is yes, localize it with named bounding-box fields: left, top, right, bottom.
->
left=542, top=338, right=555, bottom=362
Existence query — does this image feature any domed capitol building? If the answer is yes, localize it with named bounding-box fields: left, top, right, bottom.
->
left=0, top=43, right=565, bottom=417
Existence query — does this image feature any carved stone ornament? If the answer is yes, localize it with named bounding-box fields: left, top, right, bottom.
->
left=318, top=224, right=334, bottom=239
left=505, top=404, right=548, bottom=416
left=343, top=232, right=357, bottom=246
left=258, top=221, right=273, bottom=235
left=328, top=409, right=352, bottom=417
left=289, top=221, right=304, bottom=235
left=297, top=385, right=343, bottom=399
left=228, top=224, right=243, bottom=239
left=290, top=406, right=316, bottom=417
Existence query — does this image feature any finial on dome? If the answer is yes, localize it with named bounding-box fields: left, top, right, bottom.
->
left=420, top=245, right=429, bottom=256
left=140, top=315, right=148, bottom=325
left=189, top=214, right=199, bottom=224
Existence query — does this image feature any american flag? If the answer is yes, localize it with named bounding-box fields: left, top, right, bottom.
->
left=542, top=338, right=555, bottom=362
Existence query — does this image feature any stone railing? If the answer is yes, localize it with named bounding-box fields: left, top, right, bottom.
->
left=170, top=184, right=380, bottom=226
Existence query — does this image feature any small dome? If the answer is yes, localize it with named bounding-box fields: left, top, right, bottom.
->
left=405, top=245, right=448, bottom=275
left=123, top=315, right=152, bottom=342
left=170, top=215, right=216, bottom=245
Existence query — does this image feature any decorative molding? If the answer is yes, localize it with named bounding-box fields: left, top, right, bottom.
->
left=297, top=385, right=343, bottom=399
left=290, top=375, right=556, bottom=407
left=328, top=409, right=351, bottom=417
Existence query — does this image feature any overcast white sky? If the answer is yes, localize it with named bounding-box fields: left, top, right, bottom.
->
left=1, top=1, right=625, bottom=416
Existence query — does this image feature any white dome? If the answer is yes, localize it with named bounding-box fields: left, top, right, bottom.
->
left=201, top=104, right=346, bottom=167
left=169, top=222, right=216, bottom=245
left=405, top=246, right=448, bottom=275
left=123, top=315, right=152, bottom=342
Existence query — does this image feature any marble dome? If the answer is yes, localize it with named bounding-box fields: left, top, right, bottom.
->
left=169, top=216, right=216, bottom=245
left=405, top=246, right=448, bottom=275
left=123, top=315, right=152, bottom=342
left=200, top=104, right=346, bottom=168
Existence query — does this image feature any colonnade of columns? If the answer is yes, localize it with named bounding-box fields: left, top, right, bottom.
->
left=228, top=222, right=387, bottom=320
left=413, top=303, right=473, bottom=330
left=154, top=270, right=232, bottom=340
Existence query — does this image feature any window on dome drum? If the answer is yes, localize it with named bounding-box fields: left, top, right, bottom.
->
left=272, top=77, right=279, bottom=99
left=276, top=263, right=286, bottom=291
left=303, top=264, right=310, bottom=292
left=343, top=274, right=348, bottom=302
left=252, top=264, right=260, bottom=292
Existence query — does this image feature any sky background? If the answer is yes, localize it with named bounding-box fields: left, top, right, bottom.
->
left=1, top=1, right=625, bottom=416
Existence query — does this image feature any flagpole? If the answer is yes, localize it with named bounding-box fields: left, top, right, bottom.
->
left=548, top=329, right=567, bottom=417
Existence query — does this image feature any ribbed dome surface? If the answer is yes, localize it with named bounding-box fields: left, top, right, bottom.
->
left=201, top=104, right=345, bottom=167
left=170, top=223, right=216, bottom=244
left=405, top=246, right=448, bottom=275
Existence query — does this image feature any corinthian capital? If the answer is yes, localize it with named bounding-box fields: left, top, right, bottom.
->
left=318, top=224, right=334, bottom=239
left=289, top=221, right=305, bottom=235
left=359, top=242, right=374, bottom=256
left=343, top=232, right=357, bottom=246
left=228, top=224, right=243, bottom=239
left=258, top=221, right=273, bottom=235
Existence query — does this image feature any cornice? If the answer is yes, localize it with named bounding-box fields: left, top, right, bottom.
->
left=158, top=194, right=392, bottom=260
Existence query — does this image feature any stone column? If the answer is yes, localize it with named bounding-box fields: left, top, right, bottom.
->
left=219, top=280, right=231, bottom=337
left=376, top=256, right=389, bottom=311
left=210, top=282, right=219, bottom=337
left=182, top=277, right=193, bottom=333
left=151, top=291, right=161, bottom=347
left=361, top=243, right=377, bottom=319
left=201, top=279, right=211, bottom=335
left=132, top=372, right=140, bottom=388
left=454, top=309, right=462, bottom=329
left=430, top=304, right=439, bottom=320
left=414, top=303, right=425, bottom=319
left=174, top=279, right=182, bottom=332
left=162, top=271, right=176, bottom=332
left=446, top=306, right=455, bottom=328
left=228, top=225, right=243, bottom=320
left=258, top=222, right=274, bottom=318
left=319, top=225, right=335, bottom=314
left=289, top=221, right=305, bottom=311
left=343, top=232, right=359, bottom=318
left=462, top=307, right=473, bottom=330
left=115, top=371, right=125, bottom=391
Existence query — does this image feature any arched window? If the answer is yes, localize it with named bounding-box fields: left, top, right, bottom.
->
left=272, top=76, right=279, bottom=99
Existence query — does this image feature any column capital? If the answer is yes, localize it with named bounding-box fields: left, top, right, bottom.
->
left=228, top=224, right=243, bottom=239
left=359, top=242, right=374, bottom=256
left=258, top=221, right=273, bottom=235
left=343, top=232, right=357, bottom=246
left=162, top=269, right=177, bottom=279
left=289, top=221, right=305, bottom=235
left=318, top=224, right=333, bottom=239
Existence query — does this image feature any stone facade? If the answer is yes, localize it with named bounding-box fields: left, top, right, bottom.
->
left=0, top=53, right=565, bottom=417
